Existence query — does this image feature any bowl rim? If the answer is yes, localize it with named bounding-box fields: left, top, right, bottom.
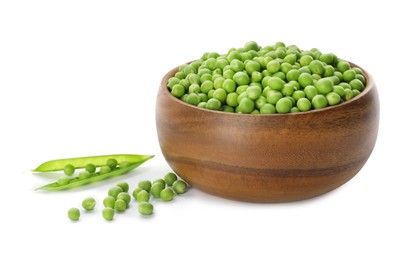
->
left=159, top=61, right=375, bottom=117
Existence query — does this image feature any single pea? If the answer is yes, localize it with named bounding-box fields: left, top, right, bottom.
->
left=223, top=69, right=235, bottom=80
left=102, top=207, right=115, bottom=221
left=222, top=78, right=236, bottom=93
left=245, top=60, right=261, bottom=75
left=103, top=196, right=116, bottom=208
left=319, top=53, right=334, bottom=64
left=106, top=158, right=118, bottom=170
left=336, top=60, right=351, bottom=73
left=138, top=180, right=152, bottom=192
left=290, top=107, right=300, bottom=113
left=246, top=85, right=262, bottom=100
left=188, top=84, right=201, bottom=94
left=172, top=180, right=188, bottom=194
left=164, top=172, right=178, bottom=186
left=276, top=97, right=292, bottom=114
left=280, top=62, right=292, bottom=74
left=355, top=74, right=366, bottom=85
left=201, top=80, right=214, bottom=93
left=100, top=165, right=112, bottom=174
left=299, top=55, right=313, bottom=66
left=115, top=199, right=127, bottom=212
left=251, top=71, right=263, bottom=83
left=298, top=73, right=313, bottom=88
left=323, top=65, right=335, bottom=77
left=57, top=176, right=70, bottom=186
left=349, top=79, right=365, bottom=91
left=282, top=84, right=295, bottom=97
left=333, top=85, right=345, bottom=98
left=316, top=78, right=334, bottom=94
left=216, top=58, right=229, bottom=70
left=283, top=53, right=297, bottom=64
left=267, top=77, right=284, bottom=91
left=311, top=94, right=328, bottom=109
left=239, top=97, right=255, bottom=114
left=344, top=88, right=354, bottom=100
left=304, top=85, right=318, bottom=100
left=82, top=197, right=96, bottom=211
left=286, top=69, right=300, bottom=82
left=171, top=84, right=185, bottom=98
left=221, top=105, right=234, bottom=113
left=199, top=93, right=208, bottom=102
left=260, top=103, right=277, bottom=114
left=108, top=186, right=123, bottom=199
left=197, top=102, right=207, bottom=108
left=230, top=59, right=245, bottom=72
left=137, top=190, right=150, bottom=202
left=160, top=188, right=175, bottom=202
left=64, top=164, right=75, bottom=176
left=153, top=179, right=166, bottom=186
left=343, top=69, right=356, bottom=82
left=213, top=88, right=227, bottom=103
left=138, top=202, right=154, bottom=216
left=236, top=85, right=249, bottom=94
left=119, top=161, right=131, bottom=168
left=78, top=170, right=92, bottom=180
left=68, top=208, right=80, bottom=221
left=84, top=163, right=96, bottom=173
left=266, top=90, right=283, bottom=105
left=206, top=98, right=222, bottom=110
left=117, top=192, right=131, bottom=206
left=186, top=93, right=201, bottom=106
left=150, top=182, right=165, bottom=198
left=296, top=98, right=312, bottom=112
left=266, top=60, right=280, bottom=74
left=326, top=92, right=341, bottom=106
left=233, top=71, right=250, bottom=86
left=226, top=92, right=238, bottom=107
left=309, top=60, right=325, bottom=75
left=255, top=96, right=267, bottom=109
left=292, top=90, right=306, bottom=101
left=132, top=187, right=144, bottom=200
left=352, top=89, right=361, bottom=96
left=116, top=182, right=129, bottom=192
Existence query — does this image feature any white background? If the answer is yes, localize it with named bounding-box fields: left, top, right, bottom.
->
left=1, top=0, right=415, bottom=259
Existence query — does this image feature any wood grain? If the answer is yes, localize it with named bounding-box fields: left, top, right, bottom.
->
left=156, top=63, right=380, bottom=202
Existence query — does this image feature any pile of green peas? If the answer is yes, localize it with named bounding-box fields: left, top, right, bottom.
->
left=167, top=41, right=366, bottom=114
left=67, top=172, right=188, bottom=221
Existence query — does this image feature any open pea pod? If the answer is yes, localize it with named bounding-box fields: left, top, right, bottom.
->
left=33, top=154, right=152, bottom=172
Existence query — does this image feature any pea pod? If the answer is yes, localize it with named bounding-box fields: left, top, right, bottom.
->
left=34, top=154, right=154, bottom=191
left=33, top=154, right=151, bottom=172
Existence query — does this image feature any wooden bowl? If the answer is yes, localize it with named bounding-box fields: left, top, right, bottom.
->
left=156, top=63, right=379, bottom=202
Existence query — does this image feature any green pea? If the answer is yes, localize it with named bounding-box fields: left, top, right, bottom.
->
left=82, top=197, right=96, bottom=211
left=292, top=90, right=306, bottom=101
left=308, top=60, right=325, bottom=75
left=206, top=98, right=222, bottom=110
left=226, top=92, right=238, bottom=107
left=102, top=207, right=115, bottom=221
left=106, top=158, right=118, bottom=170
left=85, top=163, right=96, bottom=173
left=117, top=192, right=131, bottom=205
left=266, top=90, right=283, bottom=105
left=68, top=208, right=80, bottom=221
left=138, top=180, right=152, bottom=192
left=186, top=93, right=201, bottom=106
left=116, top=182, right=129, bottom=192
left=267, top=77, right=284, bottom=91
left=245, top=60, right=261, bottom=75
left=108, top=186, right=123, bottom=199
left=57, top=176, right=70, bottom=186
left=100, top=165, right=112, bottom=174
left=151, top=182, right=165, bottom=198
left=344, top=88, right=354, bottom=100
left=286, top=69, right=300, bottom=82
left=326, top=92, right=341, bottom=106
left=298, top=73, right=313, bottom=88
left=319, top=53, right=334, bottom=64
left=349, top=79, right=365, bottom=91
left=336, top=60, right=351, bottom=73
left=160, top=188, right=175, bottom=202
left=316, top=78, right=334, bottom=95
left=230, top=59, right=244, bottom=72
left=251, top=71, right=263, bottom=83
left=352, top=89, right=361, bottom=96
left=222, top=78, right=236, bottom=93
left=280, top=62, right=292, bottom=74
left=153, top=179, right=166, bottom=186
left=266, top=60, right=280, bottom=74
left=333, top=85, right=345, bottom=98
left=103, top=196, right=116, bottom=208
left=299, top=55, right=313, bottom=66
left=221, top=105, right=234, bottom=113
left=282, top=84, right=295, bottom=97
left=132, top=187, right=144, bottom=200
left=260, top=103, right=276, bottom=114
left=239, top=97, right=255, bottom=114
left=78, top=170, right=92, bottom=180
left=115, top=199, right=127, bottom=212
left=64, top=164, right=75, bottom=176
left=355, top=74, right=366, bottom=85
left=233, top=71, right=250, bottom=86
left=201, top=80, right=214, bottom=93
left=138, top=202, right=154, bottom=216
left=171, top=84, right=185, bottom=98
left=246, top=85, right=262, bottom=100
left=323, top=65, right=334, bottom=77
left=213, top=88, right=227, bottom=103
left=164, top=172, right=178, bottom=186
left=304, top=85, right=318, bottom=100
left=137, top=190, right=150, bottom=202
left=296, top=98, right=311, bottom=111
left=172, top=180, right=188, bottom=194
left=255, top=96, right=267, bottom=109
left=312, top=94, right=328, bottom=109
left=276, top=97, right=292, bottom=114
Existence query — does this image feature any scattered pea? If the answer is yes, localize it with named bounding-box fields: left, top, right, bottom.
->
left=160, top=188, right=175, bottom=202
left=68, top=208, right=80, bottom=221
left=108, top=186, right=123, bottom=199
left=103, top=196, right=116, bottom=208
left=138, top=202, right=154, bottom=216
left=102, top=207, right=115, bottom=221
left=138, top=180, right=152, bottom=192
left=164, top=172, right=178, bottom=186
left=132, top=187, right=144, bottom=200
left=153, top=179, right=166, bottom=186
left=151, top=182, right=165, bottom=198
left=82, top=197, right=96, bottom=211
left=116, top=182, right=129, bottom=192
left=136, top=190, right=150, bottom=202
left=117, top=192, right=131, bottom=205
left=172, top=180, right=188, bottom=194
left=115, top=199, right=127, bottom=212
